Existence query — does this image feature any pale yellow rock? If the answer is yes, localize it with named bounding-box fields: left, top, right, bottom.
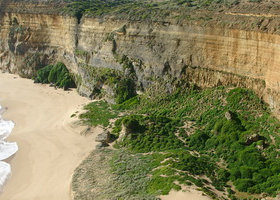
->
left=0, top=2, right=280, bottom=118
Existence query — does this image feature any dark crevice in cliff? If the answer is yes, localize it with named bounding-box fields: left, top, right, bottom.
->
left=75, top=12, right=83, bottom=25
left=74, top=16, right=82, bottom=48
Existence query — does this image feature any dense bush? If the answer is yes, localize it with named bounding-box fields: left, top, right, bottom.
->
left=34, top=62, right=76, bottom=90
left=34, top=64, right=53, bottom=83
left=234, top=179, right=255, bottom=192
left=116, top=114, right=184, bottom=152
left=48, top=62, right=76, bottom=89
left=185, top=88, right=280, bottom=195
left=190, top=112, right=280, bottom=195
left=115, top=78, right=137, bottom=104
left=122, top=115, right=145, bottom=134
left=110, top=86, right=280, bottom=198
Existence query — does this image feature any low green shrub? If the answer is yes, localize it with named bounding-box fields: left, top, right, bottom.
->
left=111, top=86, right=280, bottom=197
left=117, top=115, right=184, bottom=153
left=34, top=62, right=76, bottom=90
left=122, top=115, right=145, bottom=134
left=147, top=176, right=181, bottom=195
left=34, top=64, right=53, bottom=83
left=234, top=179, right=255, bottom=192
left=112, top=96, right=140, bottom=110
left=115, top=78, right=137, bottom=104
left=79, top=85, right=280, bottom=198
left=48, top=62, right=76, bottom=89
left=79, top=101, right=118, bottom=127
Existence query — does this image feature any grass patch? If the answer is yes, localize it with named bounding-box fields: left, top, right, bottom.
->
left=112, top=96, right=140, bottom=110
left=79, top=100, right=119, bottom=127
left=72, top=149, right=159, bottom=200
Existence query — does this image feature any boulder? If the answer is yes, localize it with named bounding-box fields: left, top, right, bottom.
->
left=95, top=142, right=109, bottom=149
left=95, top=130, right=110, bottom=143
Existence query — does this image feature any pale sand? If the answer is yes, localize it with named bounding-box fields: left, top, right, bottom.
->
left=160, top=187, right=211, bottom=200
left=0, top=73, right=98, bottom=200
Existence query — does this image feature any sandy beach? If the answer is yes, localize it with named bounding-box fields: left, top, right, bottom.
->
left=0, top=73, right=96, bottom=200
left=160, top=187, right=211, bottom=200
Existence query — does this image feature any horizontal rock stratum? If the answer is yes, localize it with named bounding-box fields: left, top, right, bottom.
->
left=0, top=0, right=280, bottom=117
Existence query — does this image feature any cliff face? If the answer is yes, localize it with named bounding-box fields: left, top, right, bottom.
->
left=0, top=2, right=280, bottom=117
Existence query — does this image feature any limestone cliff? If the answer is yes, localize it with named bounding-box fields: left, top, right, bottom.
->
left=0, top=1, right=280, bottom=117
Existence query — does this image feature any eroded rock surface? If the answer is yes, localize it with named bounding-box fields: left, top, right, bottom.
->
left=0, top=1, right=280, bottom=118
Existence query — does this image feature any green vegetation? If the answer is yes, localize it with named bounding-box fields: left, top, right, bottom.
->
left=72, top=149, right=159, bottom=200
left=74, top=49, right=89, bottom=58
left=79, top=100, right=118, bottom=127
left=62, top=0, right=245, bottom=21
left=115, top=78, right=137, bottom=104
left=114, top=114, right=185, bottom=152
left=34, top=62, right=76, bottom=90
left=109, top=150, right=160, bottom=199
left=75, top=85, right=280, bottom=199
left=112, top=86, right=280, bottom=198
left=34, top=64, right=53, bottom=83
left=112, top=96, right=140, bottom=110
left=78, top=65, right=136, bottom=103
left=48, top=62, right=76, bottom=88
